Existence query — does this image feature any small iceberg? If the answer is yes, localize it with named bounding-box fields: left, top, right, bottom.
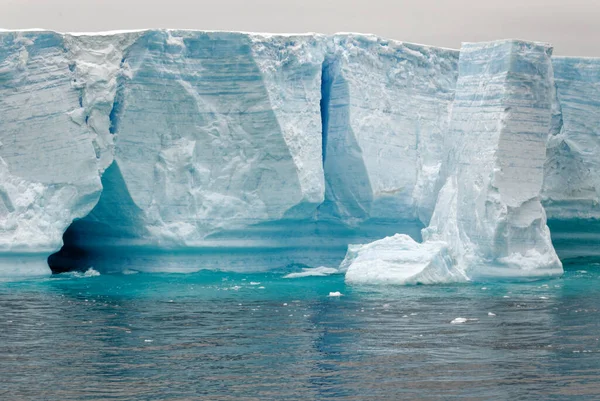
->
left=450, top=317, right=478, bottom=324
left=73, top=268, right=101, bottom=278
left=284, top=267, right=338, bottom=279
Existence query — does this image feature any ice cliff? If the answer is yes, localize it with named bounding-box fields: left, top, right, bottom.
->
left=542, top=57, right=600, bottom=260
left=344, top=41, right=562, bottom=284
left=0, top=29, right=599, bottom=281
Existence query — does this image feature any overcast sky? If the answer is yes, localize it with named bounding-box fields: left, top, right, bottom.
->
left=1, top=0, right=598, bottom=56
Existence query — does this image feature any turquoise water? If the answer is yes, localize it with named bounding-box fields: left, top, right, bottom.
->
left=2, top=265, right=600, bottom=400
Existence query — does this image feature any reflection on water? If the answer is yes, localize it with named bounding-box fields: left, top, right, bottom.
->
left=1, top=267, right=600, bottom=400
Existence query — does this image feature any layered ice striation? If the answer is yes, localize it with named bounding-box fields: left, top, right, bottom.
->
left=51, top=31, right=329, bottom=272
left=0, top=32, right=103, bottom=275
left=315, top=34, right=458, bottom=264
left=320, top=35, right=457, bottom=229
left=1, top=30, right=599, bottom=279
left=46, top=31, right=462, bottom=274
left=543, top=57, right=600, bottom=260
left=344, top=40, right=563, bottom=284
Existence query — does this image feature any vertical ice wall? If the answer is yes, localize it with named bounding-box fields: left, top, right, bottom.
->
left=51, top=31, right=329, bottom=272
left=344, top=40, right=563, bottom=284
left=112, top=31, right=325, bottom=241
left=64, top=32, right=143, bottom=173
left=1, top=30, right=597, bottom=277
left=0, top=31, right=102, bottom=275
left=543, top=57, right=600, bottom=259
left=320, top=35, right=459, bottom=229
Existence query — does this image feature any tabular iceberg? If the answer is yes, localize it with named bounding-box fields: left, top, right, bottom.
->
left=1, top=29, right=599, bottom=281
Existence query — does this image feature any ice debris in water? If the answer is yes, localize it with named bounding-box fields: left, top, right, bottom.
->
left=73, top=268, right=100, bottom=278
left=284, top=267, right=338, bottom=279
left=328, top=291, right=343, bottom=297
left=451, top=317, right=478, bottom=324
left=83, top=268, right=100, bottom=277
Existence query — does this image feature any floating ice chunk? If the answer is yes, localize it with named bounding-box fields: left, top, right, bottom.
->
left=122, top=270, right=139, bottom=275
left=73, top=268, right=100, bottom=278
left=451, top=317, right=478, bottom=324
left=284, top=267, right=339, bottom=278
left=83, top=268, right=100, bottom=277
left=343, top=234, right=466, bottom=285
left=328, top=291, right=343, bottom=297
left=488, top=312, right=496, bottom=317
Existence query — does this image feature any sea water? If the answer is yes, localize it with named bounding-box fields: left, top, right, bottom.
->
left=1, top=265, right=600, bottom=400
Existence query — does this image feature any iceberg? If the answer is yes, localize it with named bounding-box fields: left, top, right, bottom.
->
left=344, top=40, right=563, bottom=284
left=0, top=30, right=598, bottom=280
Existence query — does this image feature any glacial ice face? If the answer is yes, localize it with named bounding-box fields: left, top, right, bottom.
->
left=320, top=35, right=458, bottom=228
left=50, top=31, right=462, bottom=273
left=343, top=40, right=563, bottom=284
left=50, top=31, right=330, bottom=272
left=0, top=31, right=102, bottom=275
left=64, top=31, right=143, bottom=173
left=1, top=29, right=599, bottom=278
left=110, top=31, right=325, bottom=241
left=542, top=57, right=600, bottom=259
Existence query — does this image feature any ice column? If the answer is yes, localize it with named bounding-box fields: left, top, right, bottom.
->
left=343, top=40, right=563, bottom=284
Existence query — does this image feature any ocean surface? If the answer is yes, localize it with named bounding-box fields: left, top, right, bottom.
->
left=1, top=264, right=600, bottom=400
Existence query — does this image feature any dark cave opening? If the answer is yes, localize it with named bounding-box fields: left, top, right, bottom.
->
left=47, top=161, right=147, bottom=274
